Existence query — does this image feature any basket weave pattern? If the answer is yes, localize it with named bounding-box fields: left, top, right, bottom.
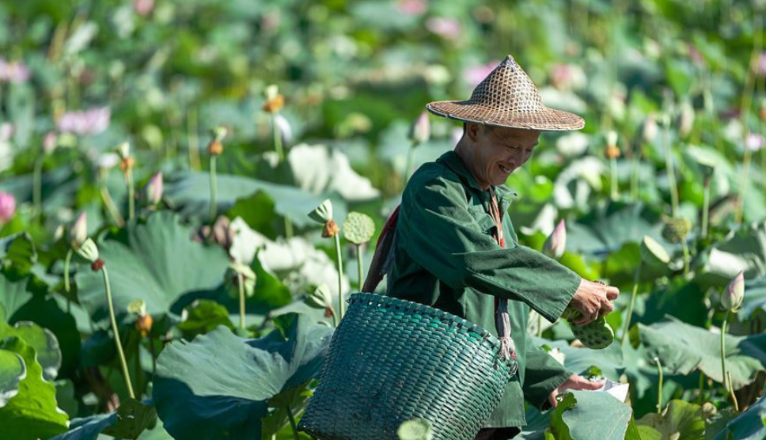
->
left=298, top=293, right=516, bottom=440
left=427, top=55, right=585, bottom=131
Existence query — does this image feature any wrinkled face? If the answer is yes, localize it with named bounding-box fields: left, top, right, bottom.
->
left=463, top=123, right=541, bottom=188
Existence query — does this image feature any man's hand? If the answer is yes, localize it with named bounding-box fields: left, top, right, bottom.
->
left=568, top=279, right=619, bottom=326
left=548, top=374, right=603, bottom=408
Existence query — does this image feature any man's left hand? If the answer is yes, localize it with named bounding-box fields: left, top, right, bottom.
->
left=547, top=374, right=603, bottom=408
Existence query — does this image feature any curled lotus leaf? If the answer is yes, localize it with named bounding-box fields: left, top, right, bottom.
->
left=342, top=212, right=375, bottom=245
left=640, top=235, right=670, bottom=269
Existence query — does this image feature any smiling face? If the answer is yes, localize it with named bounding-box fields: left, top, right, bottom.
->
left=456, top=123, right=541, bottom=190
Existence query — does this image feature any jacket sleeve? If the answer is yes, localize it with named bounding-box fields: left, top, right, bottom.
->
left=398, top=177, right=581, bottom=322
left=521, top=335, right=573, bottom=409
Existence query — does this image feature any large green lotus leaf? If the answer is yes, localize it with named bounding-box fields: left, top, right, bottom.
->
left=153, top=314, right=333, bottom=440
left=49, top=399, right=164, bottom=440
left=533, top=336, right=624, bottom=380
left=567, top=202, right=665, bottom=258
left=75, top=212, right=230, bottom=324
left=698, top=221, right=766, bottom=287
left=550, top=390, right=633, bottom=440
left=708, top=394, right=766, bottom=440
left=639, top=280, right=708, bottom=328
left=176, top=299, right=235, bottom=339
left=0, top=319, right=61, bottom=381
left=0, top=337, right=69, bottom=439
left=0, top=348, right=24, bottom=407
left=0, top=232, right=37, bottom=277
left=163, top=171, right=347, bottom=227
left=638, top=319, right=766, bottom=388
left=739, top=275, right=766, bottom=319
left=636, top=400, right=706, bottom=440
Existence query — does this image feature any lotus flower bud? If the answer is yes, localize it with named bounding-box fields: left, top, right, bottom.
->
left=43, top=131, right=57, bottom=155
left=643, top=115, right=658, bottom=143
left=542, top=219, right=567, bottom=259
left=69, top=212, right=87, bottom=249
left=0, top=192, right=16, bottom=224
left=721, top=271, right=745, bottom=312
left=262, top=85, right=285, bottom=113
left=661, top=217, right=691, bottom=243
left=117, top=142, right=134, bottom=172
left=408, top=111, right=430, bottom=145
left=274, top=114, right=292, bottom=146
left=145, top=172, right=163, bottom=206
left=306, top=283, right=333, bottom=309
left=207, top=127, right=227, bottom=156
left=76, top=238, right=99, bottom=264
left=128, top=300, right=152, bottom=337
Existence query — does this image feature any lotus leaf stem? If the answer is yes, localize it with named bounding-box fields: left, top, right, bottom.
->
left=284, top=218, right=293, bottom=239
left=610, top=156, right=618, bottom=201
left=33, top=156, right=43, bottom=217
left=100, top=183, right=125, bottom=227
left=727, top=371, right=740, bottom=412
left=237, top=271, right=245, bottom=331
left=286, top=405, right=299, bottom=440
left=697, top=372, right=705, bottom=404
left=126, top=169, right=135, bottom=221
left=662, top=120, right=679, bottom=218
left=721, top=312, right=730, bottom=394
left=334, top=234, right=345, bottom=319
left=356, top=244, right=363, bottom=292
left=272, top=114, right=285, bottom=162
left=621, top=263, right=642, bottom=342
left=64, top=249, right=73, bottom=314
left=209, top=155, right=218, bottom=232
left=681, top=240, right=690, bottom=276
left=404, top=140, right=416, bottom=185
left=630, top=141, right=642, bottom=202
left=187, top=108, right=200, bottom=170
left=537, top=313, right=542, bottom=338
left=654, top=356, right=663, bottom=414
left=702, top=177, right=710, bottom=239
left=101, top=265, right=135, bottom=399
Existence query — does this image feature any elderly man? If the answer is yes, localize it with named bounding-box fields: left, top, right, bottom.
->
left=382, top=55, right=620, bottom=439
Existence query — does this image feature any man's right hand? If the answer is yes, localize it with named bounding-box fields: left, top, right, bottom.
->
left=568, top=279, right=619, bottom=326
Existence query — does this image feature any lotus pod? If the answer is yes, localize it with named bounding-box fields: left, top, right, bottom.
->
left=661, top=217, right=691, bottom=243
left=560, top=307, right=614, bottom=349
left=342, top=212, right=375, bottom=245
left=308, top=199, right=333, bottom=224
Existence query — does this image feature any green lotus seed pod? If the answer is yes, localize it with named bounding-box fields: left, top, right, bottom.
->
left=640, top=235, right=670, bottom=269
left=561, top=307, right=614, bottom=349
left=661, top=217, right=691, bottom=243
left=306, top=283, right=333, bottom=309
left=343, top=212, right=375, bottom=245
left=75, top=238, right=99, bottom=263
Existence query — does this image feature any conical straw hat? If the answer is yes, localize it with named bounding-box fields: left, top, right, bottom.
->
left=427, top=55, right=585, bottom=131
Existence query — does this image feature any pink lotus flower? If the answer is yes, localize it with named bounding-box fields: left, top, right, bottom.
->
left=0, top=58, right=30, bottom=84
left=722, top=271, right=745, bottom=312
left=464, top=61, right=499, bottom=89
left=133, top=0, right=154, bottom=16
left=398, top=0, right=427, bottom=15
left=746, top=133, right=764, bottom=152
left=57, top=107, right=110, bottom=136
left=543, top=219, right=567, bottom=259
left=426, top=17, right=462, bottom=40
left=145, top=171, right=163, bottom=206
left=756, top=52, right=766, bottom=76
left=0, top=192, right=16, bottom=224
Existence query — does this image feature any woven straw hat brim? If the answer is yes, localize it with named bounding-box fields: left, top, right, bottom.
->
left=427, top=100, right=585, bottom=131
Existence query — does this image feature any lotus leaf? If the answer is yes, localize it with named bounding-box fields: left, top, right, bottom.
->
left=153, top=314, right=333, bottom=440
left=550, top=390, right=633, bottom=440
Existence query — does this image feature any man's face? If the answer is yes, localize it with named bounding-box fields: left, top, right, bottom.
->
left=464, top=123, right=541, bottom=188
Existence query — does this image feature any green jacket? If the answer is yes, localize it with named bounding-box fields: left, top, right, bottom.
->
left=387, top=150, right=581, bottom=428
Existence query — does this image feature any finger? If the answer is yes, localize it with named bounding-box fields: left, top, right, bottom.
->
left=606, top=286, right=620, bottom=300
left=572, top=380, right=604, bottom=390
left=600, top=301, right=614, bottom=314
left=574, top=312, right=596, bottom=326
left=549, top=392, right=559, bottom=408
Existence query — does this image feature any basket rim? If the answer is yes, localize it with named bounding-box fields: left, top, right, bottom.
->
left=349, top=292, right=502, bottom=347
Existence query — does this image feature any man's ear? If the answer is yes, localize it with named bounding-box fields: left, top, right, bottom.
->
left=465, top=122, right=481, bottom=143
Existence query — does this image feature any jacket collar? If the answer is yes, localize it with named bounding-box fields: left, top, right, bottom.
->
left=437, top=150, right=517, bottom=210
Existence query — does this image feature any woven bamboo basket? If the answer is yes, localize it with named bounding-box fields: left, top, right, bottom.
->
left=298, top=293, right=518, bottom=440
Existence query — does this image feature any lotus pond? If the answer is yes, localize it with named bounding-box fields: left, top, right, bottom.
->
left=1, top=0, right=766, bottom=439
